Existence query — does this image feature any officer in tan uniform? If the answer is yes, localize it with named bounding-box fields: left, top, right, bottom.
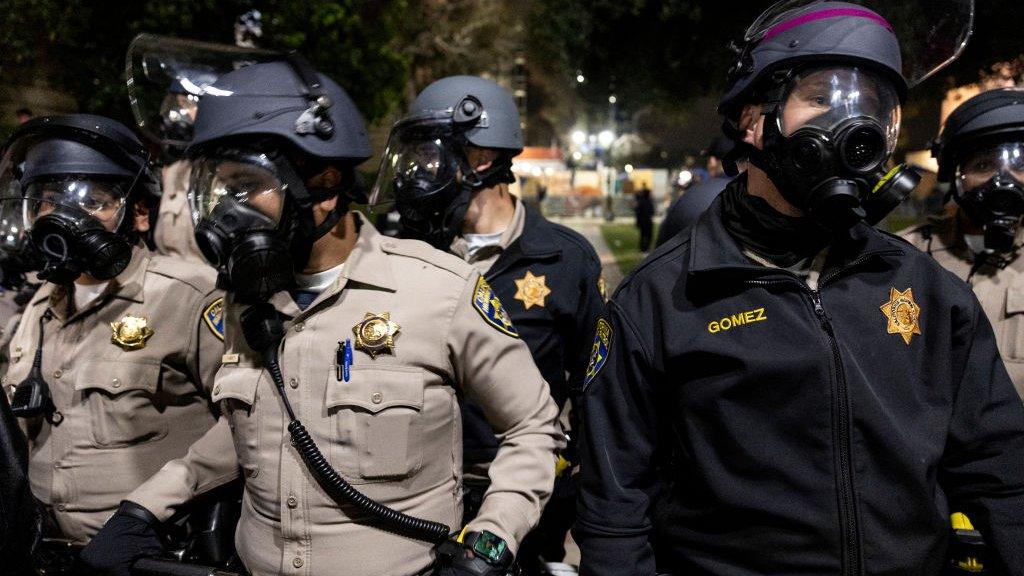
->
left=900, top=89, right=1024, bottom=399
left=83, top=58, right=561, bottom=576
left=0, top=114, right=225, bottom=544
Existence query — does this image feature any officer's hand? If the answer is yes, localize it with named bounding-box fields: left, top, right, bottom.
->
left=79, top=501, right=164, bottom=576
left=435, top=548, right=509, bottom=576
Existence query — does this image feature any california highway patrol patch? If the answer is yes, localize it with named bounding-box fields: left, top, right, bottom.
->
left=584, top=318, right=612, bottom=389
left=472, top=276, right=519, bottom=337
left=203, top=298, right=225, bottom=341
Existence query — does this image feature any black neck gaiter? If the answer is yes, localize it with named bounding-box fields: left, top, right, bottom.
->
left=719, top=175, right=832, bottom=268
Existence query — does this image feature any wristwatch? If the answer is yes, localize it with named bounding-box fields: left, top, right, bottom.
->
left=463, top=530, right=514, bottom=567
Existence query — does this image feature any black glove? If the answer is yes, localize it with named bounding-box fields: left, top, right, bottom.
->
left=80, top=501, right=164, bottom=576
left=434, top=551, right=508, bottom=576
left=434, top=537, right=514, bottom=576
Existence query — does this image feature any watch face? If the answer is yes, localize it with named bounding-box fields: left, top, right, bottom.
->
left=473, top=531, right=508, bottom=563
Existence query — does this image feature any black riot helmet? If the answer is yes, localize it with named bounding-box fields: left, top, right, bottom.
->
left=720, top=0, right=973, bottom=230
left=186, top=55, right=372, bottom=303
left=369, top=75, right=523, bottom=249
left=933, top=88, right=1024, bottom=253
left=0, top=115, right=159, bottom=285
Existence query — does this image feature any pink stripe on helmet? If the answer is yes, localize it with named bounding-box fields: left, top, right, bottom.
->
left=763, top=7, right=893, bottom=41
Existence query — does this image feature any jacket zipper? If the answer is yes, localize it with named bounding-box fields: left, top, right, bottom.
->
left=810, top=289, right=861, bottom=576
left=747, top=275, right=864, bottom=575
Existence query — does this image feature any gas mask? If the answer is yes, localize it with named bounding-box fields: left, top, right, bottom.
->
left=954, top=142, right=1024, bottom=253
left=369, top=97, right=515, bottom=249
left=752, top=66, right=919, bottom=229
left=22, top=177, right=133, bottom=284
left=190, top=146, right=343, bottom=303
left=157, top=92, right=200, bottom=156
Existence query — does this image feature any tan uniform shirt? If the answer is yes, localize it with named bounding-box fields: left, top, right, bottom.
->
left=130, top=213, right=562, bottom=576
left=2, top=247, right=224, bottom=541
left=450, top=197, right=527, bottom=275
left=154, top=159, right=204, bottom=262
left=901, top=217, right=1024, bottom=398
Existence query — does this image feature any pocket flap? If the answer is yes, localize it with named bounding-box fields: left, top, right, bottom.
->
left=1007, top=283, right=1024, bottom=315
left=73, top=359, right=161, bottom=396
left=211, top=365, right=262, bottom=406
left=324, top=367, right=424, bottom=414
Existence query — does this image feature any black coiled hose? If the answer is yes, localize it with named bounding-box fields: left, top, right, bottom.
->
left=242, top=304, right=451, bottom=544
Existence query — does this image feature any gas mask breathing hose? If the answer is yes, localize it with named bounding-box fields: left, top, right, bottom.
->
left=239, top=303, right=451, bottom=543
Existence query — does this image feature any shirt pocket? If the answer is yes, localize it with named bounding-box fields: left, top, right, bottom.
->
left=211, top=365, right=263, bottom=482
left=324, top=366, right=425, bottom=483
left=74, top=359, right=166, bottom=448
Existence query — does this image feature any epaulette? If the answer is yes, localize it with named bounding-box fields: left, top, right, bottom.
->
left=147, top=254, right=218, bottom=294
left=378, top=238, right=474, bottom=280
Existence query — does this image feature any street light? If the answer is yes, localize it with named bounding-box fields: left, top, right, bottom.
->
left=598, top=130, right=615, bottom=148
left=624, top=164, right=634, bottom=173
left=608, top=95, right=617, bottom=104
left=576, top=73, right=586, bottom=83
left=571, top=130, right=586, bottom=145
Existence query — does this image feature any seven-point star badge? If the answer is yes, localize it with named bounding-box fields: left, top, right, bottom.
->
left=514, top=270, right=552, bottom=310
left=352, top=312, right=400, bottom=358
left=880, top=287, right=922, bottom=345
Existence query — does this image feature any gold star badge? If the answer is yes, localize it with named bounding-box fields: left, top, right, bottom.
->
left=514, top=270, right=552, bottom=310
left=352, top=312, right=400, bottom=358
left=880, top=287, right=922, bottom=345
left=111, top=315, right=154, bottom=351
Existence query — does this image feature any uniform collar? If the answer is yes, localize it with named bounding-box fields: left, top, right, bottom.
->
left=31, top=246, right=149, bottom=319
left=275, top=211, right=397, bottom=319
left=689, top=190, right=903, bottom=283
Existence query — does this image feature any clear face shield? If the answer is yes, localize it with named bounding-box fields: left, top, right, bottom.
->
left=954, top=141, right=1024, bottom=253
left=368, top=115, right=461, bottom=216
left=189, top=150, right=288, bottom=227
left=126, top=33, right=277, bottom=149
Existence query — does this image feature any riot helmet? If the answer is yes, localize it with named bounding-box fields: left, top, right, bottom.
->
left=0, top=115, right=159, bottom=284
left=933, top=88, right=1024, bottom=253
left=185, top=55, right=372, bottom=303
left=720, top=0, right=973, bottom=229
left=369, top=75, right=523, bottom=249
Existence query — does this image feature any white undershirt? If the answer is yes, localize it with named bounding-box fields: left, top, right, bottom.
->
left=73, top=282, right=109, bottom=310
left=964, top=234, right=987, bottom=256
left=463, top=230, right=505, bottom=258
left=294, top=263, right=345, bottom=293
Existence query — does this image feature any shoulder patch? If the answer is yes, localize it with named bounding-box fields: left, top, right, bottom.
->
left=471, top=276, right=519, bottom=337
left=583, top=318, right=612, bottom=390
left=380, top=238, right=474, bottom=279
left=202, top=298, right=225, bottom=341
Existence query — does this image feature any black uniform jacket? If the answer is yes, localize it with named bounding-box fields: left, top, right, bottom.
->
left=575, top=194, right=1024, bottom=575
left=463, top=204, right=605, bottom=464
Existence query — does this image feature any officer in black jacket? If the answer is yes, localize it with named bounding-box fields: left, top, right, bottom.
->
left=575, top=2, right=1024, bottom=575
left=371, top=75, right=605, bottom=574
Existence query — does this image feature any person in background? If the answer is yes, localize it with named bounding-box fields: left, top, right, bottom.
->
left=15, top=108, right=33, bottom=125
left=634, top=184, right=654, bottom=253
left=656, top=134, right=736, bottom=247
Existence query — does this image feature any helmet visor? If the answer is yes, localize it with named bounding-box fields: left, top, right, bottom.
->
left=779, top=66, right=902, bottom=154
left=22, top=177, right=129, bottom=230
left=960, top=142, right=1024, bottom=190
left=189, top=152, right=286, bottom=226
left=368, top=118, right=456, bottom=214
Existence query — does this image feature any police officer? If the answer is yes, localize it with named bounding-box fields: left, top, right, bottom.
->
left=0, top=114, right=224, bottom=545
left=82, top=58, right=562, bottom=576
left=655, top=135, right=736, bottom=247
left=371, top=75, right=604, bottom=574
left=902, top=88, right=1024, bottom=398
left=575, top=2, right=1024, bottom=574
left=150, top=74, right=207, bottom=261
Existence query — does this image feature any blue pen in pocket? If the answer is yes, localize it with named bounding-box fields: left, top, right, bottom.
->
left=343, top=338, right=353, bottom=382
